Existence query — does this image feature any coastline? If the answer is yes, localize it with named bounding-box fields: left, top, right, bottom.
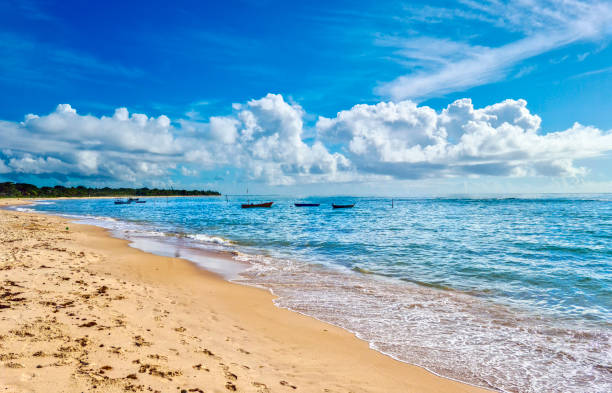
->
left=1, top=195, right=221, bottom=201
left=0, top=198, right=493, bottom=393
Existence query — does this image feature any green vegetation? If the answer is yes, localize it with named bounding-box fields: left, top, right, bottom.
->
left=0, top=182, right=221, bottom=198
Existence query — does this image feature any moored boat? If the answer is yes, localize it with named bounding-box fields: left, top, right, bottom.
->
left=294, top=203, right=320, bottom=207
left=332, top=203, right=355, bottom=209
left=114, top=197, right=145, bottom=205
left=241, top=202, right=273, bottom=208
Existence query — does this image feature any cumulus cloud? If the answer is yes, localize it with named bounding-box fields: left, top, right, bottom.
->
left=7, top=154, right=71, bottom=174
left=0, top=103, right=189, bottom=183
left=209, top=116, right=239, bottom=144
left=0, top=95, right=611, bottom=186
left=317, top=98, right=612, bottom=179
left=0, top=96, right=349, bottom=185
left=224, top=94, right=350, bottom=184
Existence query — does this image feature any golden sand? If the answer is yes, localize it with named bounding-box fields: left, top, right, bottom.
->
left=0, top=199, right=492, bottom=393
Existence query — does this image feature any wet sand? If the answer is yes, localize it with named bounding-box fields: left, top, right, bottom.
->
left=0, top=199, right=493, bottom=393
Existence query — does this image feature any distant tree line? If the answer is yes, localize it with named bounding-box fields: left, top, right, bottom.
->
left=0, top=182, right=221, bottom=198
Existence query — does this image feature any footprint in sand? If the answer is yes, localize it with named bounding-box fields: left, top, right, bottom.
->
left=199, top=348, right=215, bottom=357
left=280, top=380, right=298, bottom=389
left=133, top=335, right=152, bottom=347
left=252, top=382, right=271, bottom=393
left=192, top=363, right=209, bottom=371
left=147, top=354, right=168, bottom=361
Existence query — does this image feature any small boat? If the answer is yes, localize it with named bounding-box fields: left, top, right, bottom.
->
left=241, top=202, right=273, bottom=208
left=294, top=203, right=320, bottom=207
left=332, top=203, right=355, bottom=209
left=114, top=197, right=145, bottom=205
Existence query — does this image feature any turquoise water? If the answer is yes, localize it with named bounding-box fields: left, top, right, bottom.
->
left=27, top=195, right=612, bottom=392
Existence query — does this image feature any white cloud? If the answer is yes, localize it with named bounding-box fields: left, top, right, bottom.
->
left=0, top=159, right=12, bottom=174
left=0, top=104, right=193, bottom=182
left=7, top=154, right=71, bottom=174
left=377, top=0, right=612, bottom=100
left=180, top=166, right=198, bottom=176
left=0, top=95, right=611, bottom=186
left=209, top=116, right=239, bottom=144
left=317, top=98, right=612, bottom=179
left=76, top=150, right=99, bottom=175
left=0, top=95, right=350, bottom=185
left=220, top=93, right=350, bottom=185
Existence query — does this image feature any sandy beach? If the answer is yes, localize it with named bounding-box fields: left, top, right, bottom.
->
left=0, top=199, right=492, bottom=393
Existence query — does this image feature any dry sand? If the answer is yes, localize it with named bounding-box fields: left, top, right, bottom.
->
left=0, top=199, right=493, bottom=393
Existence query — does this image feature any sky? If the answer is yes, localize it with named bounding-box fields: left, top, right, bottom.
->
left=1, top=0, right=612, bottom=195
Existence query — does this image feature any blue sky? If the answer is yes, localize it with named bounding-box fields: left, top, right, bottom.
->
left=1, top=0, right=612, bottom=195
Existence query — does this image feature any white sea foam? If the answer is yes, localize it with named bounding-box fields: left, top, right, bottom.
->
left=188, top=233, right=232, bottom=245
left=235, top=254, right=612, bottom=393
left=61, top=213, right=118, bottom=223
left=120, top=229, right=167, bottom=237
left=31, top=201, right=55, bottom=205
left=14, top=207, right=36, bottom=212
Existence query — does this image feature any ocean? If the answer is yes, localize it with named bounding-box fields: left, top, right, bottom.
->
left=22, top=195, right=612, bottom=393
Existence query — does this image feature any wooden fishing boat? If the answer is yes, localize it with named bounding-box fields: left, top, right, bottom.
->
left=114, top=199, right=129, bottom=205
left=294, top=203, right=320, bottom=207
left=241, top=202, right=273, bottom=208
left=332, top=203, right=355, bottom=209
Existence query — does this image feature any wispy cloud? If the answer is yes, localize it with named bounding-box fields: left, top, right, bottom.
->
left=376, top=0, right=612, bottom=101
left=0, top=0, right=57, bottom=22
left=570, top=65, right=612, bottom=79
left=0, top=33, right=143, bottom=87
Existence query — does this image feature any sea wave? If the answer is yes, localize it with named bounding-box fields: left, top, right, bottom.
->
left=237, top=258, right=612, bottom=393
left=187, top=233, right=232, bottom=245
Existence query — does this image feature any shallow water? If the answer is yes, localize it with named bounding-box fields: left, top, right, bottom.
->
left=29, top=195, right=612, bottom=392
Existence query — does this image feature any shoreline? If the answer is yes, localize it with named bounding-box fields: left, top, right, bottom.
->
left=1, top=195, right=222, bottom=201
left=1, top=198, right=494, bottom=393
